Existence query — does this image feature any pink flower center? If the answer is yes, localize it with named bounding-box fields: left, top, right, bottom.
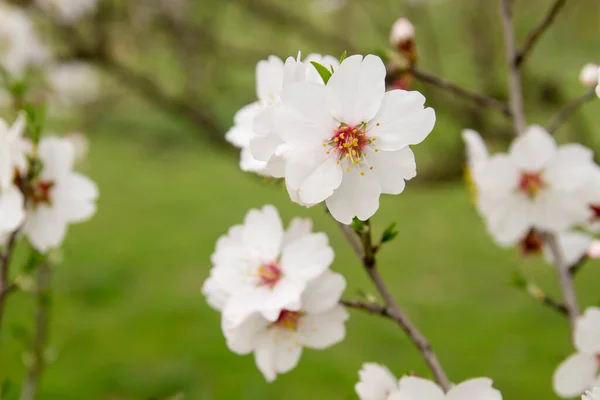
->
left=257, top=262, right=282, bottom=288
left=324, top=123, right=378, bottom=175
left=32, top=180, right=55, bottom=205
left=519, top=172, right=544, bottom=198
left=272, top=309, right=303, bottom=331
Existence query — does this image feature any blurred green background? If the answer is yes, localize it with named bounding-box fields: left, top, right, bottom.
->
left=2, top=0, right=600, bottom=398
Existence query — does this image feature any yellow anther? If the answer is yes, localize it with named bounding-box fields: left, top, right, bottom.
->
left=326, top=151, right=331, bottom=155
left=345, top=154, right=350, bottom=158
left=375, top=148, right=379, bottom=152
left=322, top=143, right=326, bottom=147
left=336, top=161, right=340, bottom=165
left=340, top=133, right=344, bottom=139
left=369, top=166, right=374, bottom=170
left=346, top=167, right=350, bottom=172
left=372, top=137, right=376, bottom=141
left=360, top=171, right=365, bottom=176
left=352, top=129, right=357, bottom=133
left=351, top=150, right=356, bottom=156
left=356, top=157, right=361, bottom=162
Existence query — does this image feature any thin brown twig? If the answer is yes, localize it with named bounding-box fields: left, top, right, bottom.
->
left=0, top=229, right=20, bottom=330
left=19, top=262, right=52, bottom=400
left=522, top=282, right=568, bottom=315
left=568, top=254, right=588, bottom=277
left=547, top=88, right=597, bottom=134
left=410, top=67, right=512, bottom=117
left=338, top=220, right=451, bottom=391
left=514, top=0, right=567, bottom=67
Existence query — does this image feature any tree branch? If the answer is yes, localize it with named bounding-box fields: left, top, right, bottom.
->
left=0, top=229, right=20, bottom=330
left=338, top=220, right=451, bottom=391
left=520, top=281, right=568, bottom=315
left=19, top=262, right=52, bottom=400
left=410, top=67, right=511, bottom=117
left=499, top=0, right=527, bottom=134
left=547, top=88, right=596, bottom=135
left=514, top=0, right=567, bottom=67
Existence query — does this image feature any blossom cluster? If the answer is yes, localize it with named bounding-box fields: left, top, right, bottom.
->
left=202, top=205, right=348, bottom=381
left=0, top=114, right=98, bottom=252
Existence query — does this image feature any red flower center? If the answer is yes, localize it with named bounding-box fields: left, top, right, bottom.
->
left=590, top=205, right=600, bottom=220
left=519, top=172, right=544, bottom=198
left=520, top=229, right=544, bottom=255
left=32, top=180, right=55, bottom=205
left=272, top=309, right=303, bottom=331
left=325, top=124, right=378, bottom=175
left=257, top=262, right=282, bottom=288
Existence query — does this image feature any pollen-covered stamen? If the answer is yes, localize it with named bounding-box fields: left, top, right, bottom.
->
left=257, top=262, right=283, bottom=288
left=519, top=171, right=544, bottom=198
left=325, top=123, right=378, bottom=174
left=31, top=180, right=55, bottom=205
left=272, top=309, right=304, bottom=331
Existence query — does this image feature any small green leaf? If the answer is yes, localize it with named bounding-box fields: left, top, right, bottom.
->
left=350, top=217, right=365, bottom=232
left=339, top=50, right=347, bottom=64
left=381, top=222, right=398, bottom=244
left=310, top=61, right=332, bottom=84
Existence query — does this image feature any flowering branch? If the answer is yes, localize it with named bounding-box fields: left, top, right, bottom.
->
left=547, top=88, right=597, bottom=135
left=519, top=280, right=568, bottom=316
left=338, top=220, right=451, bottom=391
left=0, top=229, right=21, bottom=329
left=514, top=0, right=567, bottom=67
left=410, top=67, right=512, bottom=117
left=19, top=262, right=52, bottom=400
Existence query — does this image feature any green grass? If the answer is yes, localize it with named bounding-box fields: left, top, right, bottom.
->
left=2, top=133, right=600, bottom=399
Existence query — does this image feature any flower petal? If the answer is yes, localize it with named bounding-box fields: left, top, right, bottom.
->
left=326, top=167, right=382, bottom=224
left=241, top=205, right=284, bottom=262
left=222, top=312, right=269, bottom=355
left=447, top=378, right=502, bottom=400
left=225, top=102, right=260, bottom=147
left=575, top=307, right=600, bottom=354
left=396, top=376, right=445, bottom=400
left=281, top=232, right=334, bottom=281
left=282, top=217, right=313, bottom=247
left=298, top=305, right=348, bottom=349
left=54, top=172, right=99, bottom=223
left=23, top=205, right=68, bottom=253
left=543, top=231, right=592, bottom=267
left=38, top=136, right=76, bottom=182
left=367, top=90, right=435, bottom=151
left=553, top=352, right=598, bottom=398
left=0, top=185, right=25, bottom=233
left=301, top=271, right=346, bottom=314
left=256, top=56, right=285, bottom=103
left=370, top=147, right=416, bottom=195
left=254, top=332, right=302, bottom=382
left=509, top=125, right=556, bottom=170
left=355, top=363, right=399, bottom=400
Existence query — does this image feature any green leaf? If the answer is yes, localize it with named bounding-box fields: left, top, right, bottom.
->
left=310, top=61, right=332, bottom=84
left=350, top=217, right=365, bottom=232
left=381, top=222, right=398, bottom=244
left=339, top=50, right=347, bottom=64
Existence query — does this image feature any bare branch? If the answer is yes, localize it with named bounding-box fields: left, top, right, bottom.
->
left=520, top=282, right=568, bottom=315
left=338, top=221, right=451, bottom=391
left=0, top=229, right=20, bottom=330
left=515, top=0, right=567, bottom=67
left=411, top=67, right=511, bottom=117
left=568, top=254, right=588, bottom=277
left=547, top=88, right=596, bottom=134
left=499, top=0, right=527, bottom=134
left=340, top=299, right=387, bottom=315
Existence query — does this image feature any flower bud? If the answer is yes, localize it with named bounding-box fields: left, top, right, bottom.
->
left=579, top=63, right=599, bottom=87
left=389, top=18, right=415, bottom=48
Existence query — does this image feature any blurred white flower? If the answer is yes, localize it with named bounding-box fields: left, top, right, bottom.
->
left=271, top=54, right=435, bottom=223
left=583, top=388, right=600, bottom=400
left=462, top=128, right=489, bottom=188
left=596, top=68, right=600, bottom=99
left=389, top=18, right=415, bottom=47
left=225, top=103, right=268, bottom=175
left=476, top=126, right=600, bottom=246
left=222, top=271, right=348, bottom=382
left=554, top=307, right=600, bottom=398
left=202, top=205, right=334, bottom=327
left=390, top=376, right=502, bottom=400
left=36, top=0, right=97, bottom=24
left=580, top=64, right=599, bottom=87
left=543, top=230, right=593, bottom=266
left=0, top=185, right=25, bottom=240
left=0, top=2, right=49, bottom=78
left=64, top=132, right=89, bottom=162
left=0, top=113, right=28, bottom=189
left=23, top=136, right=98, bottom=252
left=310, top=0, right=346, bottom=13
left=355, top=363, right=400, bottom=400
left=47, top=62, right=99, bottom=107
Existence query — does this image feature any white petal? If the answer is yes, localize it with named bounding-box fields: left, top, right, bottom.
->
left=477, top=154, right=519, bottom=197
left=222, top=312, right=269, bottom=355
left=545, top=144, right=596, bottom=192
left=370, top=147, right=416, bottom=195
left=327, top=55, right=386, bottom=125
left=301, top=271, right=346, bottom=314
left=575, top=307, right=600, bottom=354
left=54, top=173, right=99, bottom=223
left=23, top=205, right=67, bottom=253
left=509, top=125, right=556, bottom=170
left=201, top=275, right=229, bottom=311
left=272, top=83, right=337, bottom=146
left=462, top=129, right=489, bottom=176
left=554, top=352, right=598, bottom=398
left=225, top=103, right=260, bottom=147
left=543, top=231, right=592, bottom=267
left=256, top=56, right=285, bottom=103
left=447, top=378, right=502, bottom=400
left=532, top=191, right=591, bottom=233
left=355, top=363, right=399, bottom=400
left=0, top=185, right=25, bottom=233
left=367, top=90, right=435, bottom=151
left=282, top=57, right=307, bottom=87
left=285, top=144, right=343, bottom=204
left=249, top=133, right=283, bottom=162
left=280, top=232, right=334, bottom=281
left=254, top=331, right=302, bottom=382
left=326, top=167, right=382, bottom=224
left=282, top=217, right=313, bottom=247
left=38, top=136, right=76, bottom=182
left=241, top=205, right=284, bottom=262
left=481, top=193, right=532, bottom=246
left=262, top=279, right=304, bottom=321
left=298, top=305, right=348, bottom=349
left=396, top=376, right=445, bottom=400
left=240, top=147, right=268, bottom=174
left=223, top=287, right=269, bottom=327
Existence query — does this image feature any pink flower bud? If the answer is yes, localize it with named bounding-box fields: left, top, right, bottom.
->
left=389, top=18, right=415, bottom=47
left=579, top=63, right=599, bottom=87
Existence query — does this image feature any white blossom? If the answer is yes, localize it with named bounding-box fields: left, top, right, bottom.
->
left=390, top=376, right=502, bottom=400
left=462, top=128, right=489, bottom=188
left=596, top=67, right=600, bottom=99
left=0, top=3, right=49, bottom=78
left=0, top=113, right=28, bottom=189
left=222, top=271, right=348, bottom=382
left=202, top=205, right=334, bottom=327
left=355, top=363, right=401, bottom=400
left=270, top=54, right=434, bottom=223
left=23, top=136, right=98, bottom=252
left=36, top=0, right=97, bottom=24
left=0, top=184, right=25, bottom=240
left=389, top=18, right=415, bottom=47
left=543, top=230, right=593, bottom=266
left=580, top=64, right=600, bottom=87
left=47, top=62, right=99, bottom=107
left=554, top=307, right=600, bottom=398
left=64, top=132, right=89, bottom=162
left=476, top=126, right=600, bottom=246
left=583, top=388, right=600, bottom=400
left=225, top=103, right=268, bottom=175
